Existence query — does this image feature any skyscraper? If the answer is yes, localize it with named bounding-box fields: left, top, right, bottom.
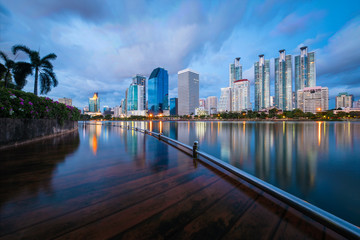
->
left=233, top=79, right=250, bottom=111
left=218, top=87, right=232, bottom=112
left=206, top=96, right=218, bottom=114
left=297, top=86, right=328, bottom=113
left=229, top=57, right=242, bottom=88
left=336, top=92, right=354, bottom=109
left=275, top=50, right=293, bottom=110
left=254, top=55, right=270, bottom=111
left=127, top=83, right=145, bottom=113
left=170, top=98, right=178, bottom=116
left=148, top=67, right=169, bottom=115
left=178, top=69, right=199, bottom=115
left=295, top=46, right=316, bottom=107
left=89, top=93, right=100, bottom=112
left=132, top=74, right=146, bottom=109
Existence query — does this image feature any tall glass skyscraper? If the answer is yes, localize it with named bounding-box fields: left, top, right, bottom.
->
left=254, top=55, right=270, bottom=111
left=295, top=46, right=316, bottom=107
left=178, top=69, right=199, bottom=115
left=127, top=83, right=144, bottom=111
left=132, top=74, right=146, bottom=109
left=170, top=97, right=178, bottom=116
left=89, top=92, right=100, bottom=112
left=229, top=57, right=242, bottom=88
left=148, top=67, right=169, bottom=114
left=275, top=50, right=292, bottom=110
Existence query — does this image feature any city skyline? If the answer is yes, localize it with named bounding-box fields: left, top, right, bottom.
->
left=1, top=0, right=359, bottom=109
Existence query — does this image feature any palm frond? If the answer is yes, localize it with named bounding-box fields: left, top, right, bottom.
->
left=42, top=68, right=58, bottom=87
left=41, top=60, right=54, bottom=70
left=12, top=44, right=31, bottom=55
left=13, top=62, right=32, bottom=89
left=40, top=72, right=51, bottom=94
left=0, top=63, right=6, bottom=76
left=41, top=53, right=57, bottom=62
left=0, top=51, right=9, bottom=62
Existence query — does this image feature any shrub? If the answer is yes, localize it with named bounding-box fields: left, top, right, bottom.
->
left=0, top=88, right=80, bottom=123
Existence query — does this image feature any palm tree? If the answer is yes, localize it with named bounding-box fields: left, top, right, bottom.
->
left=0, top=51, right=15, bottom=88
left=12, top=45, right=58, bottom=95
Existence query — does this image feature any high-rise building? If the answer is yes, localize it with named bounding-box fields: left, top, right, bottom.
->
left=132, top=74, right=146, bottom=109
left=295, top=46, right=316, bottom=107
left=58, top=97, right=72, bottom=106
left=229, top=57, right=242, bottom=88
left=297, top=87, right=328, bottom=113
left=336, top=92, right=353, bottom=109
left=233, top=79, right=250, bottom=112
left=124, top=88, right=128, bottom=115
left=127, top=83, right=145, bottom=112
left=178, top=69, right=199, bottom=115
left=170, top=97, right=178, bottom=116
left=148, top=67, right=169, bottom=115
left=275, top=50, right=292, bottom=110
left=206, top=96, right=218, bottom=114
left=353, top=99, right=360, bottom=108
left=254, top=55, right=270, bottom=111
left=218, top=87, right=232, bottom=112
left=199, top=99, right=206, bottom=108
left=89, top=93, right=100, bottom=112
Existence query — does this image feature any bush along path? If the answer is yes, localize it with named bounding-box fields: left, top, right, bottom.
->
left=0, top=88, right=80, bottom=124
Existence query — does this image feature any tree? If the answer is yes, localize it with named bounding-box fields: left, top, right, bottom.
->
left=12, top=45, right=57, bottom=95
left=0, top=51, right=15, bottom=88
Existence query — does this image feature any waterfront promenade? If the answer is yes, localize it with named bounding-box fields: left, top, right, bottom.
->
left=0, top=124, right=350, bottom=239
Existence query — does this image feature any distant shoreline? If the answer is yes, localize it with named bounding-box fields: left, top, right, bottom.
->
left=80, top=118, right=360, bottom=122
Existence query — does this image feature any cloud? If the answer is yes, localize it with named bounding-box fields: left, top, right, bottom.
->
left=271, top=11, right=325, bottom=36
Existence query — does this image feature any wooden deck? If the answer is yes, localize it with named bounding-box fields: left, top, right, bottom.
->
left=0, top=128, right=348, bottom=239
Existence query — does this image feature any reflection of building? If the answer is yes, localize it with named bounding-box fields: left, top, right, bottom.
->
left=206, top=96, right=218, bottom=114
left=218, top=87, right=232, bottom=112
left=229, top=57, right=242, bottom=88
left=275, top=50, right=292, bottom=110
left=89, top=93, right=100, bottom=112
left=170, top=98, right=178, bottom=116
left=295, top=46, right=316, bottom=107
left=297, top=87, right=328, bottom=113
left=336, top=92, right=353, bottom=109
left=254, top=55, right=270, bottom=111
left=148, top=67, right=169, bottom=115
left=58, top=97, right=72, bottom=106
left=233, top=79, right=250, bottom=111
left=178, top=69, right=199, bottom=115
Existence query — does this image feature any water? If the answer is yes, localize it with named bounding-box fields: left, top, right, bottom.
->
left=119, top=120, right=360, bottom=226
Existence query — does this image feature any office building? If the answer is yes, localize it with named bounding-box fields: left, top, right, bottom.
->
left=297, top=87, right=328, bottom=113
left=58, top=97, right=72, bottom=106
left=127, top=83, right=145, bottom=116
left=178, top=69, right=199, bottom=115
left=170, top=97, right=178, bottom=116
left=275, top=50, right=292, bottom=110
left=336, top=92, right=354, bottom=109
left=233, top=79, right=250, bottom=112
left=354, top=100, right=360, bottom=108
left=295, top=46, right=316, bottom=107
left=218, top=87, right=232, bottom=112
left=89, top=93, right=100, bottom=112
left=254, top=55, right=270, bottom=111
left=199, top=99, right=206, bottom=108
left=206, top=96, right=218, bottom=114
left=229, top=57, right=242, bottom=88
left=148, top=67, right=169, bottom=115
left=132, top=74, right=146, bottom=109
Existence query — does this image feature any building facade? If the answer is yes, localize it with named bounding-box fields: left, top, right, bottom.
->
left=58, top=97, right=72, bottom=106
left=132, top=74, right=146, bottom=109
left=218, top=87, right=232, bottom=112
left=127, top=84, right=145, bottom=113
left=297, top=87, right=328, bottom=113
left=206, top=96, right=218, bottom=114
left=353, top=100, right=360, bottom=108
left=229, top=57, right=242, bottom=88
left=233, top=79, right=250, bottom=112
left=254, top=55, right=270, bottom=111
left=199, top=99, right=206, bottom=108
left=89, top=93, right=100, bottom=112
left=178, top=69, right=199, bottom=115
left=275, top=50, right=292, bottom=110
left=148, top=67, right=169, bottom=115
left=336, top=92, right=353, bottom=109
left=295, top=46, right=316, bottom=107
left=170, top=97, right=178, bottom=116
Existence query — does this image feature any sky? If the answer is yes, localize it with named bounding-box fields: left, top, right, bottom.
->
left=1, top=0, right=360, bottom=110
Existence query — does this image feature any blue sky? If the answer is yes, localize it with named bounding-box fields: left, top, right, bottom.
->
left=1, top=0, right=360, bottom=109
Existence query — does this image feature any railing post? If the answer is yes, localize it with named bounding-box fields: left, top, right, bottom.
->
left=193, top=141, right=198, bottom=158
left=158, top=133, right=162, bottom=140
left=144, top=130, right=147, bottom=134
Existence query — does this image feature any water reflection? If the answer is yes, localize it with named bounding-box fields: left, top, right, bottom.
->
left=141, top=120, right=360, bottom=226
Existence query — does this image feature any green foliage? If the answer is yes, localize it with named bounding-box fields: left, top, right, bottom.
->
left=0, top=88, right=80, bottom=123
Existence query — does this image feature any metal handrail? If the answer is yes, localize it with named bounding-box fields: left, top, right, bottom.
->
left=80, top=122, right=360, bottom=239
